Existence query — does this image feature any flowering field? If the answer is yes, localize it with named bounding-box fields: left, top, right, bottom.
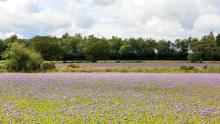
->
left=0, top=73, right=219, bottom=123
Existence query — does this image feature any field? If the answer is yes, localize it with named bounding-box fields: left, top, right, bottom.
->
left=56, top=61, right=220, bottom=69
left=0, top=73, right=219, bottom=123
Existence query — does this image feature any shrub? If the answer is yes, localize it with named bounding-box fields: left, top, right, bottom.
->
left=115, top=60, right=121, bottom=63
left=180, top=66, right=187, bottom=70
left=180, top=66, right=195, bottom=71
left=3, top=43, right=43, bottom=72
left=67, top=64, right=80, bottom=68
left=0, top=64, right=5, bottom=72
left=203, top=65, right=208, bottom=70
left=187, top=54, right=200, bottom=62
left=41, top=62, right=56, bottom=71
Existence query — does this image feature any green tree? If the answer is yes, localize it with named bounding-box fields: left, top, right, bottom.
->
left=156, top=40, right=175, bottom=60
left=4, top=35, right=19, bottom=45
left=189, top=32, right=218, bottom=61
left=119, top=44, right=133, bottom=60
left=60, top=33, right=85, bottom=60
left=3, top=43, right=43, bottom=72
left=119, top=38, right=156, bottom=60
left=0, top=40, right=7, bottom=60
left=30, top=36, right=64, bottom=60
left=81, top=35, right=111, bottom=61
left=109, top=36, right=123, bottom=60
left=216, top=34, right=220, bottom=47
left=174, top=38, right=190, bottom=60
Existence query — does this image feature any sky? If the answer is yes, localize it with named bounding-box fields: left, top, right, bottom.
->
left=0, top=0, right=220, bottom=40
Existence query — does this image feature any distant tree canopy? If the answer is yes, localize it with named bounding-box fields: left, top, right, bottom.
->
left=30, top=36, right=64, bottom=61
left=189, top=32, right=220, bottom=61
left=81, top=35, right=111, bottom=61
left=0, top=32, right=220, bottom=61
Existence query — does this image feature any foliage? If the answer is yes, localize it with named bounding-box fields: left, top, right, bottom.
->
left=30, top=36, right=64, bottom=61
left=60, top=33, right=85, bottom=60
left=156, top=40, right=176, bottom=60
left=0, top=32, right=220, bottom=61
left=3, top=43, right=43, bottom=72
left=216, top=34, right=220, bottom=47
left=0, top=40, right=7, bottom=60
left=67, top=64, right=80, bottom=68
left=81, top=35, right=111, bottom=61
left=41, top=62, right=56, bottom=71
left=175, top=38, right=191, bottom=60
left=190, top=32, right=220, bottom=61
left=180, top=66, right=196, bottom=71
left=187, top=54, right=200, bottom=62
left=109, top=36, right=123, bottom=60
left=120, top=38, right=156, bottom=60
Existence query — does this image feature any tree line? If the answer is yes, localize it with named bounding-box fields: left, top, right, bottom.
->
left=1, top=32, right=220, bottom=62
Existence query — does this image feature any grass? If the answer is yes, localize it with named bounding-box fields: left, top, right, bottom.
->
left=1, top=60, right=220, bottom=73
left=55, top=66, right=220, bottom=73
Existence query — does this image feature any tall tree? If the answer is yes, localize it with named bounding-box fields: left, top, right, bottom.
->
left=81, top=35, right=111, bottom=61
left=0, top=40, right=7, bottom=60
left=216, top=34, right=220, bottom=47
left=190, top=32, right=217, bottom=61
left=30, top=36, right=64, bottom=60
left=109, top=36, right=123, bottom=60
left=174, top=38, right=190, bottom=60
left=156, top=40, right=175, bottom=60
left=60, top=33, right=85, bottom=60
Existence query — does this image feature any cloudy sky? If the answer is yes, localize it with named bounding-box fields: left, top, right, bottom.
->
left=0, top=0, right=220, bottom=40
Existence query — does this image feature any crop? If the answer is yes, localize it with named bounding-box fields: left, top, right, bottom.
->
left=0, top=73, right=219, bottom=123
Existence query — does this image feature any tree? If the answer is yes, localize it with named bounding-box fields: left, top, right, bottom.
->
left=156, top=40, right=175, bottom=60
left=119, top=38, right=156, bottom=60
left=81, top=35, right=111, bottom=61
left=216, top=34, right=220, bottom=47
left=3, top=42, right=43, bottom=72
left=174, top=38, right=190, bottom=60
left=4, top=35, right=19, bottom=45
left=109, top=36, right=123, bottom=60
left=189, top=32, right=218, bottom=61
left=0, top=40, right=7, bottom=60
left=30, top=36, right=64, bottom=60
left=60, top=33, right=85, bottom=60
left=119, top=44, right=133, bottom=60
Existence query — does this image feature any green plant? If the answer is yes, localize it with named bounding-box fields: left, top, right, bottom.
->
left=187, top=54, right=200, bottom=62
left=41, top=62, right=56, bottom=71
left=203, top=65, right=208, bottom=70
left=180, top=66, right=195, bottom=71
left=67, top=64, right=80, bottom=68
left=3, top=42, right=43, bottom=72
left=180, top=66, right=187, bottom=70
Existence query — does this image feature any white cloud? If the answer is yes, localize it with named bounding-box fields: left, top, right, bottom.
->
left=0, top=0, right=220, bottom=39
left=0, top=0, right=71, bottom=34
left=193, top=14, right=220, bottom=32
left=145, top=17, right=184, bottom=38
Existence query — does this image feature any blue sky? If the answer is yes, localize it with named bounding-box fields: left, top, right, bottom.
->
left=0, top=0, right=220, bottom=40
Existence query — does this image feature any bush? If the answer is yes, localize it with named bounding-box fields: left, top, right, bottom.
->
left=115, top=60, right=121, bottom=63
left=187, top=54, right=200, bottom=62
left=203, top=65, right=208, bottom=70
left=180, top=66, right=187, bottom=70
left=0, top=64, right=5, bottom=72
left=41, top=62, right=56, bottom=71
left=67, top=64, right=80, bottom=68
left=180, top=66, right=195, bottom=71
left=3, top=43, right=43, bottom=72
